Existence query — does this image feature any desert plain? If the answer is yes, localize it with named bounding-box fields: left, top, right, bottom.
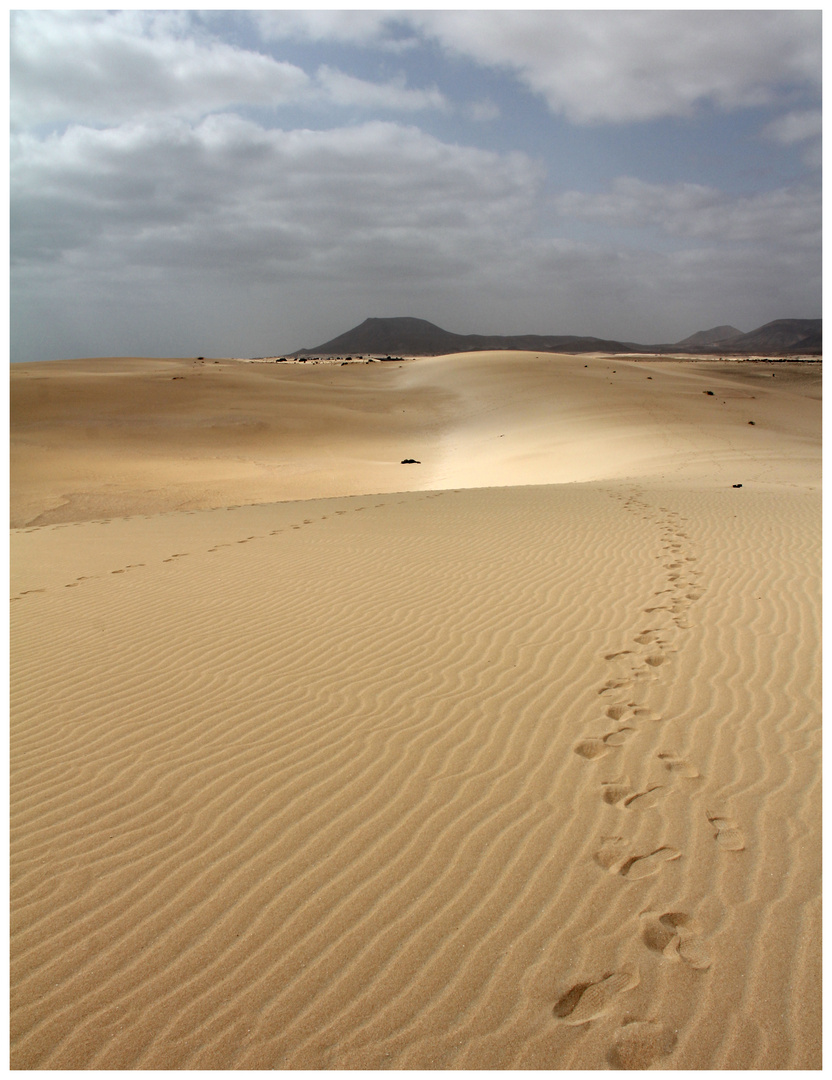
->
left=10, top=349, right=821, bottom=1069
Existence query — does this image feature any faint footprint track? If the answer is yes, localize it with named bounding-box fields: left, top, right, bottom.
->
left=594, top=837, right=681, bottom=878
left=598, top=678, right=634, bottom=696
left=609, top=1019, right=677, bottom=1069
left=601, top=779, right=666, bottom=809
left=554, top=968, right=640, bottom=1025
left=574, top=728, right=635, bottom=759
left=706, top=811, right=746, bottom=851
left=656, top=752, right=701, bottom=779
left=639, top=910, right=711, bottom=970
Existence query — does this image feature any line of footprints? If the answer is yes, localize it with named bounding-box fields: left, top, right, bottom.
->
left=12, top=492, right=453, bottom=600
left=555, top=490, right=746, bottom=1068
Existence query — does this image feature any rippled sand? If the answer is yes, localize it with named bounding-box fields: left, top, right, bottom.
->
left=11, top=352, right=821, bottom=1068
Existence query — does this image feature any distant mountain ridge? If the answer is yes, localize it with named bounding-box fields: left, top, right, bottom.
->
left=293, top=316, right=821, bottom=357
left=674, top=325, right=743, bottom=348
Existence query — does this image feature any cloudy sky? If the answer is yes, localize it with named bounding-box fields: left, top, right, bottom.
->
left=10, top=8, right=822, bottom=362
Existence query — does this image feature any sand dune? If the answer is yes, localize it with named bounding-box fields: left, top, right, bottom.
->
left=11, top=351, right=819, bottom=527
left=10, top=352, right=821, bottom=1068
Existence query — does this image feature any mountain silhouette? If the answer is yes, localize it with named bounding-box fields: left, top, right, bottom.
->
left=293, top=316, right=820, bottom=357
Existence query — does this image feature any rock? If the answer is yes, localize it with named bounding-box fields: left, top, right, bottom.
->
left=733, top=483, right=743, bottom=488
left=401, top=459, right=421, bottom=464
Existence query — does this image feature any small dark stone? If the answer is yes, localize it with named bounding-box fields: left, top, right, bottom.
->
left=401, top=458, right=421, bottom=464
left=733, top=483, right=743, bottom=488
left=197, top=356, right=204, bottom=360
left=748, top=420, right=755, bottom=425
left=704, top=390, right=714, bottom=395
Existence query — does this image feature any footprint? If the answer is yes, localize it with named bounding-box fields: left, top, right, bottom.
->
left=623, top=784, right=666, bottom=810
left=554, top=968, right=640, bottom=1025
left=640, top=911, right=711, bottom=970
left=605, top=704, right=633, bottom=721
left=598, top=679, right=633, bottom=696
left=657, top=753, right=701, bottom=778
left=574, top=728, right=634, bottom=759
left=610, top=1019, right=677, bottom=1069
left=601, top=780, right=631, bottom=805
left=644, top=654, right=667, bottom=667
left=605, top=650, right=633, bottom=661
left=634, top=633, right=655, bottom=645
left=706, top=811, right=746, bottom=851
left=619, top=847, right=681, bottom=879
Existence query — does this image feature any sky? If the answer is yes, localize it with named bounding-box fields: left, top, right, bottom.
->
left=10, top=8, right=822, bottom=362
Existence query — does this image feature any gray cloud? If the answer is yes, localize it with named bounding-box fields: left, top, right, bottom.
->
left=256, top=10, right=821, bottom=124
left=554, top=178, right=821, bottom=246
left=11, top=11, right=310, bottom=127
left=11, top=10, right=446, bottom=129
left=313, top=66, right=447, bottom=112
left=11, top=115, right=540, bottom=290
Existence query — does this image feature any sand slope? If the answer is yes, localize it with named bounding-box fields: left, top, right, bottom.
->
left=10, top=353, right=821, bottom=1069
left=11, top=352, right=820, bottom=527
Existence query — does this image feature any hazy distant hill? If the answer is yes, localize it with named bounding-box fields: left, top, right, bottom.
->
left=667, top=319, right=821, bottom=354
left=725, top=319, right=821, bottom=353
left=675, top=325, right=743, bottom=348
left=293, top=315, right=821, bottom=358
left=296, top=317, right=639, bottom=356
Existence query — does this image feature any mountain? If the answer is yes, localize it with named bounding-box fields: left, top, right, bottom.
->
left=725, top=319, right=821, bottom=354
left=293, top=316, right=821, bottom=358
left=674, top=325, right=743, bottom=348
left=295, top=317, right=639, bottom=356
left=667, top=318, right=821, bottom=355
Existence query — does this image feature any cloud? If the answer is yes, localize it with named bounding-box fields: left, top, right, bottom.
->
left=554, top=178, right=820, bottom=247
left=10, top=10, right=445, bottom=128
left=11, top=115, right=540, bottom=282
left=426, top=11, right=821, bottom=122
left=262, top=10, right=821, bottom=125
left=761, top=109, right=822, bottom=167
left=314, top=67, right=446, bottom=113
left=11, top=10, right=311, bottom=128
left=763, top=109, right=822, bottom=145
left=254, top=10, right=412, bottom=49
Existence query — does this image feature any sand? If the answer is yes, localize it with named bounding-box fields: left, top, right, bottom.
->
left=10, top=351, right=821, bottom=1068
